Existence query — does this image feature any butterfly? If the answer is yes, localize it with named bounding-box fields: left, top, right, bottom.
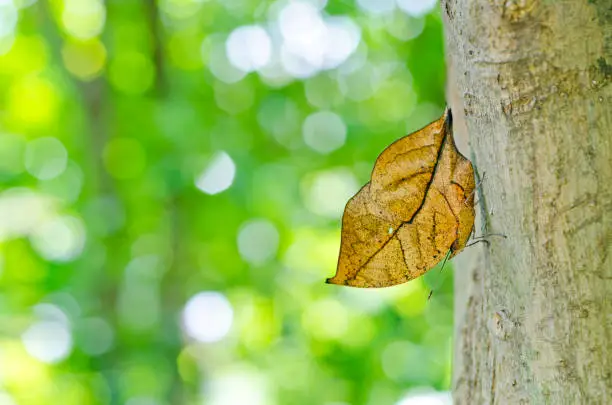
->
left=326, top=108, right=476, bottom=288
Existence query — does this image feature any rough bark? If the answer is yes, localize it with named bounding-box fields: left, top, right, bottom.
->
left=441, top=1, right=612, bottom=404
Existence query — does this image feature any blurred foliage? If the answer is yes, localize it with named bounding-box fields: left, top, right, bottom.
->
left=0, top=0, right=454, bottom=404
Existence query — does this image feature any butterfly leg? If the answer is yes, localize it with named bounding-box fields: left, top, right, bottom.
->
left=464, top=172, right=485, bottom=206
left=465, top=233, right=507, bottom=248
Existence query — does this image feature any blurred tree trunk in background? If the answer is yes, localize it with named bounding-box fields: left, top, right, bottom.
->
left=441, top=0, right=612, bottom=403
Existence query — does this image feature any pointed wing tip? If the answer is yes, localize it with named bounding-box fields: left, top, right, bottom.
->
left=325, top=276, right=337, bottom=285
left=326, top=274, right=347, bottom=286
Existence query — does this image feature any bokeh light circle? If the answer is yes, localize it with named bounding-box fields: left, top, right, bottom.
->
left=237, top=219, right=280, bottom=265
left=302, top=111, right=347, bottom=154
left=226, top=25, right=272, bottom=73
left=182, top=291, right=234, bottom=343
left=22, top=320, right=73, bottom=364
left=195, top=151, right=236, bottom=195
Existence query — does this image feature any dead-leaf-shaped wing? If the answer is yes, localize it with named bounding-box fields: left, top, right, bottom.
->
left=327, top=109, right=475, bottom=288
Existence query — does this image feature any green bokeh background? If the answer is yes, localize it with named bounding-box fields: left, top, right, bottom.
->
left=0, top=1, right=454, bottom=404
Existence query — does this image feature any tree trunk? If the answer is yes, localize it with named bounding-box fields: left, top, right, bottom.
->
left=441, top=1, right=612, bottom=404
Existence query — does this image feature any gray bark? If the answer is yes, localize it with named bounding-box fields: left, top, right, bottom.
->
left=441, top=1, right=612, bottom=404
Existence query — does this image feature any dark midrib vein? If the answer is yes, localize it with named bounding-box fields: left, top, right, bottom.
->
left=406, top=130, right=448, bottom=225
